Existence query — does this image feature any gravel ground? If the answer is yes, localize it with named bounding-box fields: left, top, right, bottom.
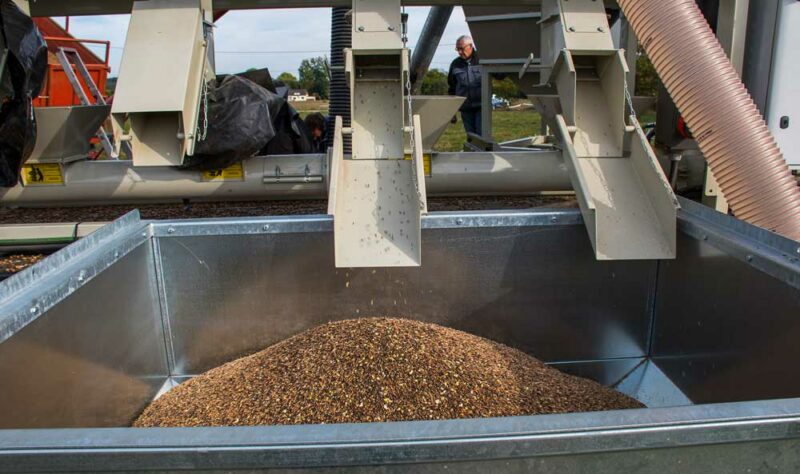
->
left=135, top=318, right=643, bottom=427
left=0, top=253, right=47, bottom=280
left=0, top=196, right=577, bottom=224
left=0, top=196, right=577, bottom=277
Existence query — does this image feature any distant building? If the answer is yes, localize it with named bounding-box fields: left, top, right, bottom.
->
left=288, top=89, right=315, bottom=102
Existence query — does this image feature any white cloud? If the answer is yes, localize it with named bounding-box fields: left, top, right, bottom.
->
left=54, top=7, right=472, bottom=78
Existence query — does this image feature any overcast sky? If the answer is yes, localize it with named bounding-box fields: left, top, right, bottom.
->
left=52, top=7, right=472, bottom=78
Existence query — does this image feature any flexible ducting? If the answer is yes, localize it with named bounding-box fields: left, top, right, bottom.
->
left=618, top=0, right=800, bottom=240
left=329, top=6, right=351, bottom=154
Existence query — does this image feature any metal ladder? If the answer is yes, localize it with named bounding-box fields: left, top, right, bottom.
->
left=54, top=47, right=120, bottom=159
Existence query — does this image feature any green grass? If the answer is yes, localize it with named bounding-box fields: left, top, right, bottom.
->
left=640, top=112, right=656, bottom=124
left=294, top=100, right=329, bottom=118
left=293, top=102, right=543, bottom=151
left=434, top=110, right=543, bottom=152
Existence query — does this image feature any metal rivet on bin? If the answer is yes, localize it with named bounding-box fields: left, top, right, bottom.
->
left=263, top=224, right=270, bottom=231
left=551, top=216, right=558, bottom=223
left=456, top=218, right=464, bottom=225
left=29, top=306, right=38, bottom=314
left=746, top=254, right=754, bottom=262
left=167, top=227, right=176, bottom=234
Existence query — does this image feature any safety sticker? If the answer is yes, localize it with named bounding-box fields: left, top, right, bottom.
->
left=20, top=163, right=64, bottom=186
left=404, top=153, right=432, bottom=177
left=201, top=162, right=245, bottom=182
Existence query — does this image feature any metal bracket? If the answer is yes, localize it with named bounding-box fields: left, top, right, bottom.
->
left=263, top=163, right=323, bottom=184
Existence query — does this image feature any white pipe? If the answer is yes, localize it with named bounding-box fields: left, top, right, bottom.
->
left=1, top=152, right=572, bottom=207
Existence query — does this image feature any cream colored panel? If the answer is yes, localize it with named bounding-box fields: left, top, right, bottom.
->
left=352, top=81, right=404, bottom=159
left=557, top=115, right=677, bottom=260
left=558, top=0, right=615, bottom=52
left=112, top=0, right=204, bottom=113
left=352, top=0, right=402, bottom=49
left=574, top=81, right=619, bottom=157
left=111, top=0, right=208, bottom=166
left=332, top=159, right=422, bottom=267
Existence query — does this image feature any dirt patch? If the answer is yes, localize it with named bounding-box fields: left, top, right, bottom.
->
left=134, top=318, right=642, bottom=427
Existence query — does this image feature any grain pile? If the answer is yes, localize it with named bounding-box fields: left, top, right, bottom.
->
left=0, top=253, right=46, bottom=276
left=134, top=318, right=643, bottom=427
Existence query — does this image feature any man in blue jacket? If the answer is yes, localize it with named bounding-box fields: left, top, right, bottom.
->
left=447, top=35, right=482, bottom=135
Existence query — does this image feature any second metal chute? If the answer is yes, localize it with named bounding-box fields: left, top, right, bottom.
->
left=535, top=0, right=678, bottom=260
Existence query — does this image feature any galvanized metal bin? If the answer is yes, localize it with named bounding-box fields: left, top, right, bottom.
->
left=1, top=198, right=799, bottom=472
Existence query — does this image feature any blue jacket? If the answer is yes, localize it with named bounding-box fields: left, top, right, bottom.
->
left=447, top=52, right=482, bottom=112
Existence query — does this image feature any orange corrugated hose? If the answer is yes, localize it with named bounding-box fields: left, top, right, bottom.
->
left=619, top=0, right=800, bottom=240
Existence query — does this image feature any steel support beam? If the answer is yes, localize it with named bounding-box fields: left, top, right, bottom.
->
left=24, top=0, right=627, bottom=17
left=741, top=0, right=779, bottom=116
left=410, top=6, right=453, bottom=94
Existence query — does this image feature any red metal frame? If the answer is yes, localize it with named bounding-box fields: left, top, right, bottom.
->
left=33, top=36, right=111, bottom=108
left=42, top=36, right=111, bottom=67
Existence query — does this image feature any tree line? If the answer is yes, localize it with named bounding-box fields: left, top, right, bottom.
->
left=419, top=68, right=523, bottom=99
left=277, top=57, right=330, bottom=98
left=276, top=60, right=527, bottom=101
left=110, top=52, right=658, bottom=102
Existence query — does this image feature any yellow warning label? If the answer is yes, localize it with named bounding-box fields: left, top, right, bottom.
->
left=20, top=163, right=64, bottom=186
left=201, top=162, right=245, bottom=182
left=404, top=153, right=432, bottom=177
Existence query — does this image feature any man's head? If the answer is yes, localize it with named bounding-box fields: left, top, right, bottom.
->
left=456, top=35, right=475, bottom=60
left=304, top=113, right=325, bottom=139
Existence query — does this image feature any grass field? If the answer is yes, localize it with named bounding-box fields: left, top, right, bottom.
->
left=435, top=109, right=542, bottom=152
left=294, top=100, right=543, bottom=152
left=292, top=100, right=663, bottom=153
left=293, top=100, right=330, bottom=116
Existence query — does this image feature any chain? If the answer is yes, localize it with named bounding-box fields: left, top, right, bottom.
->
left=196, top=19, right=213, bottom=143
left=401, top=4, right=424, bottom=210
left=624, top=79, right=637, bottom=121
left=406, top=66, right=423, bottom=209
left=197, top=78, right=209, bottom=142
